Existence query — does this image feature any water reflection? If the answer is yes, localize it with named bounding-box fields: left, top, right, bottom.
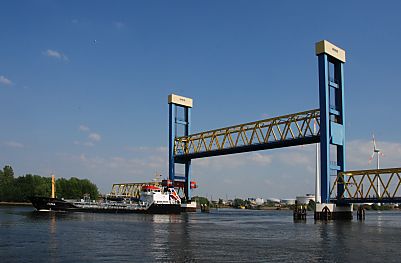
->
left=149, top=213, right=193, bottom=261
left=2, top=207, right=401, bottom=262
left=27, top=210, right=70, bottom=222
left=166, top=213, right=194, bottom=262
left=376, top=212, right=384, bottom=233
left=49, top=213, right=58, bottom=263
left=152, top=214, right=182, bottom=224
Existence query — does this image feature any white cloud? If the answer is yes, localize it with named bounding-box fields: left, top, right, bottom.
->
left=0, top=75, right=13, bottom=86
left=248, top=152, right=272, bottom=166
left=4, top=141, right=24, bottom=148
left=61, top=145, right=317, bottom=198
left=58, top=146, right=170, bottom=192
left=73, top=149, right=167, bottom=177
left=194, top=152, right=273, bottom=171
left=278, top=150, right=313, bottom=166
left=79, top=125, right=90, bottom=132
left=84, top=142, right=95, bottom=147
left=89, top=133, right=101, bottom=142
left=74, top=125, right=101, bottom=146
left=43, top=49, right=68, bottom=61
left=114, top=21, right=125, bottom=29
left=125, top=146, right=167, bottom=153
left=63, top=139, right=401, bottom=198
left=73, top=140, right=95, bottom=147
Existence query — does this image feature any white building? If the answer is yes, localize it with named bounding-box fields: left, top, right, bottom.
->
left=281, top=199, right=296, bottom=205
left=255, top=198, right=264, bottom=205
left=296, top=194, right=315, bottom=205
left=248, top=197, right=265, bottom=205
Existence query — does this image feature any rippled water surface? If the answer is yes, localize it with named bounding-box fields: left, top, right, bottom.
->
left=1, top=206, right=401, bottom=262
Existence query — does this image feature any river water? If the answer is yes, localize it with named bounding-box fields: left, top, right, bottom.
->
left=1, top=206, right=401, bottom=262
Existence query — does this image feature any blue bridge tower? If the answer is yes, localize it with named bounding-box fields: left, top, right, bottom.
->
left=168, top=94, right=193, bottom=201
left=316, top=40, right=346, bottom=204
left=315, top=40, right=352, bottom=219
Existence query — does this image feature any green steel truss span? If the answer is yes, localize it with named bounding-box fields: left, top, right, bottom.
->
left=174, top=109, right=320, bottom=161
left=110, top=182, right=161, bottom=199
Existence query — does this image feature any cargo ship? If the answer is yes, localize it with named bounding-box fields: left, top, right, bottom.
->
left=30, top=175, right=182, bottom=214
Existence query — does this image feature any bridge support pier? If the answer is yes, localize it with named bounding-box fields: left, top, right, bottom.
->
left=293, top=205, right=307, bottom=220
left=357, top=206, right=366, bottom=220
left=314, top=203, right=353, bottom=220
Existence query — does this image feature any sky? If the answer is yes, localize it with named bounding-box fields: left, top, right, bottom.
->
left=1, top=1, right=401, bottom=200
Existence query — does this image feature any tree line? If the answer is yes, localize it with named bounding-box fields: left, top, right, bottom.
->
left=0, top=165, right=99, bottom=202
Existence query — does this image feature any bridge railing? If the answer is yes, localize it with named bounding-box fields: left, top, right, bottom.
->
left=331, top=168, right=401, bottom=203
left=174, top=109, right=320, bottom=159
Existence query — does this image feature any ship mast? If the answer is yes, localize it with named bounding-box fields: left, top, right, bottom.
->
left=51, top=174, right=56, bottom=198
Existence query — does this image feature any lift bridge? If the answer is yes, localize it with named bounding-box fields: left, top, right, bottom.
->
left=168, top=40, right=401, bottom=210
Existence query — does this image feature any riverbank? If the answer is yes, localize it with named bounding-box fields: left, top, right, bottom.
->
left=258, top=206, right=290, bottom=210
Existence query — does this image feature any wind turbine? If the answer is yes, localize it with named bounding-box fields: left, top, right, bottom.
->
left=369, top=134, right=384, bottom=201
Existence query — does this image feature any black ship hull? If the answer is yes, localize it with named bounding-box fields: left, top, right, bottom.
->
left=30, top=196, right=77, bottom=211
left=30, top=197, right=181, bottom=214
left=68, top=203, right=181, bottom=214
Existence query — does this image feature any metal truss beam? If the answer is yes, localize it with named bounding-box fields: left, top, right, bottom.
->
left=174, top=109, right=320, bottom=162
left=109, top=182, right=161, bottom=199
left=331, top=168, right=401, bottom=204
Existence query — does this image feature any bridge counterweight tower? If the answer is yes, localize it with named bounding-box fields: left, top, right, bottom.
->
left=316, top=40, right=347, bottom=204
left=168, top=94, right=193, bottom=200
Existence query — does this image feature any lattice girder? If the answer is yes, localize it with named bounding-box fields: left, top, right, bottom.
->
left=331, top=168, right=401, bottom=203
left=174, top=109, right=320, bottom=158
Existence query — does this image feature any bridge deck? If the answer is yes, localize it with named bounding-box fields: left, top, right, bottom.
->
left=174, top=109, right=320, bottom=162
left=334, top=197, right=401, bottom=204
left=331, top=168, right=401, bottom=204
